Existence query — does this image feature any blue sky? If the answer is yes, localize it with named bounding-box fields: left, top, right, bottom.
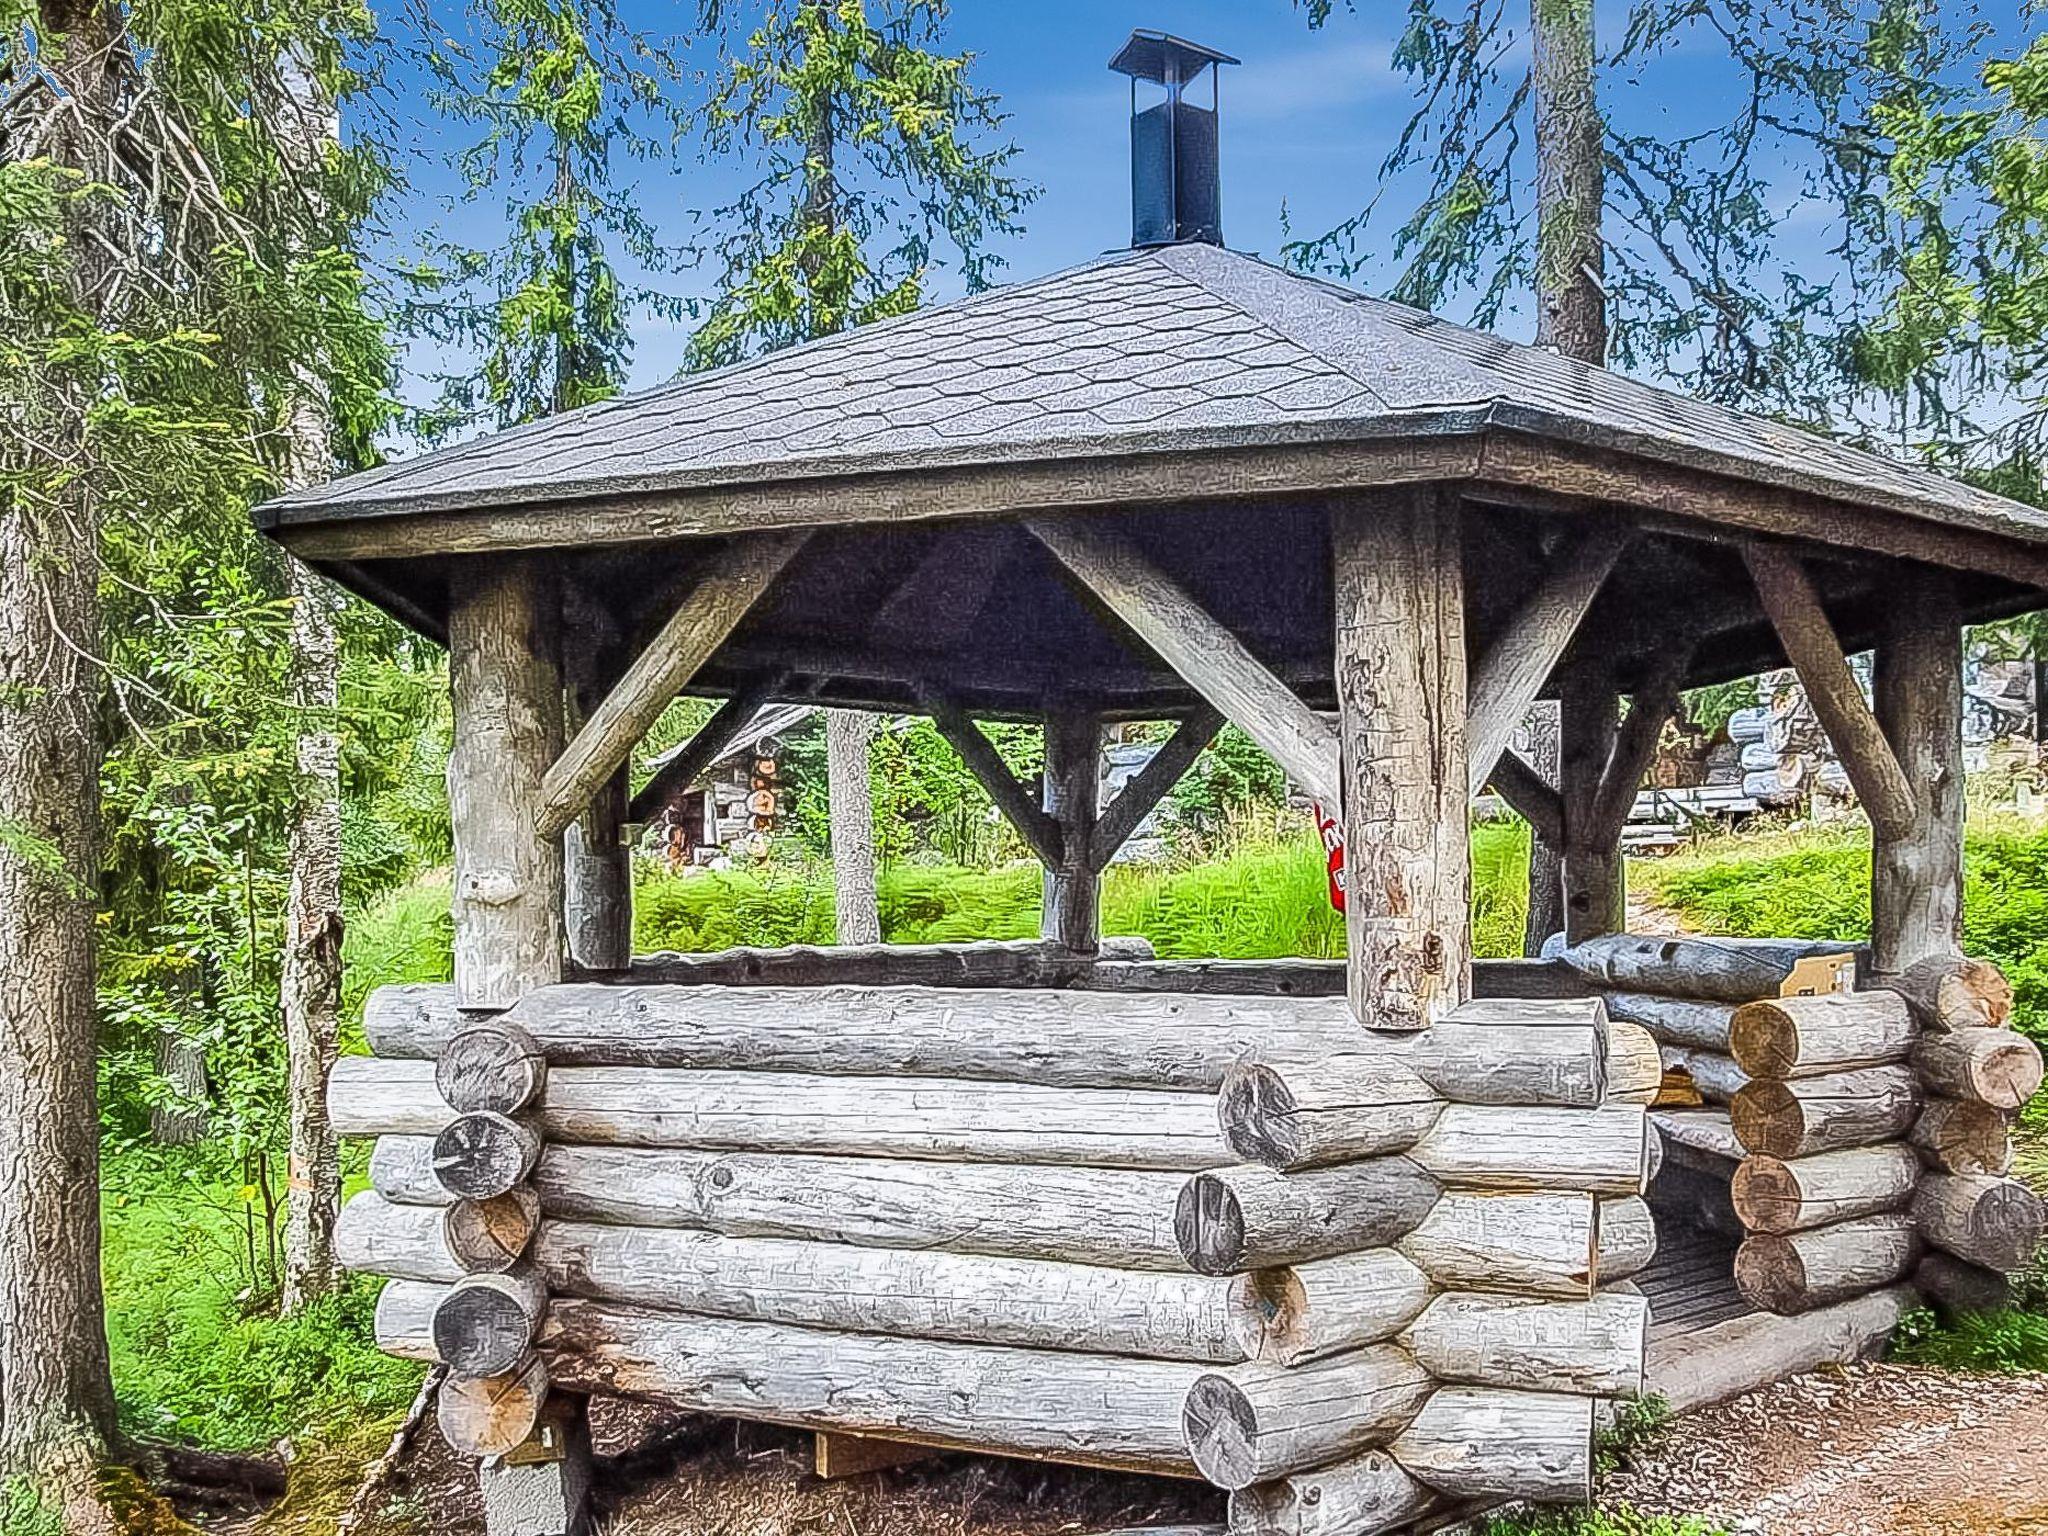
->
left=374, top=1, right=2024, bottom=401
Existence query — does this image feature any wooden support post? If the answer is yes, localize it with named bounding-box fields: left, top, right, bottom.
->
left=1557, top=666, right=1621, bottom=946
left=1028, top=516, right=1342, bottom=806
left=537, top=532, right=807, bottom=839
left=1042, top=707, right=1101, bottom=953
left=1744, top=543, right=1917, bottom=842
left=1487, top=749, right=1563, bottom=848
left=1332, top=488, right=1472, bottom=1030
left=561, top=611, right=629, bottom=973
left=1872, top=568, right=1964, bottom=974
left=449, top=559, right=567, bottom=1011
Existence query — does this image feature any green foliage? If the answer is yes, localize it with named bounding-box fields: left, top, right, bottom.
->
left=102, top=1156, right=421, bottom=1449
left=1483, top=1510, right=1726, bottom=1536
left=688, top=0, right=1034, bottom=364
left=1597, top=1392, right=1672, bottom=1474
left=1893, top=1304, right=2048, bottom=1373
left=0, top=1481, right=64, bottom=1536
left=1164, top=725, right=1291, bottom=843
left=1641, top=820, right=2048, bottom=1040
left=340, top=874, right=456, bottom=1041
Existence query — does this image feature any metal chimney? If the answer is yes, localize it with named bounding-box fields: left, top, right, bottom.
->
left=1110, top=31, right=1239, bottom=248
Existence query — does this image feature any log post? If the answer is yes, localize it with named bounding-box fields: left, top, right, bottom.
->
left=1331, top=488, right=1471, bottom=1029
left=1041, top=706, right=1101, bottom=954
left=1872, top=568, right=1964, bottom=975
left=448, top=558, right=567, bottom=1011
left=1557, top=666, right=1623, bottom=945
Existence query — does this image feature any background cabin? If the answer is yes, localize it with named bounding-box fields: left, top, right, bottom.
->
left=268, top=31, right=2048, bottom=1536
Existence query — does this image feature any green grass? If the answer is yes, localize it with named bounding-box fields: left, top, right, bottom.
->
left=1483, top=1510, right=1728, bottom=1536
left=103, top=1158, right=422, bottom=1450
left=1892, top=1303, right=2048, bottom=1373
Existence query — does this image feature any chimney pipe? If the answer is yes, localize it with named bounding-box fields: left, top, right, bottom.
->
left=1110, top=31, right=1239, bottom=248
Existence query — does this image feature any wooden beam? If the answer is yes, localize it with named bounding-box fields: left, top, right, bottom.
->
left=448, top=558, right=566, bottom=1011
left=922, top=690, right=1065, bottom=869
left=1589, top=644, right=1692, bottom=846
left=1872, top=568, right=1964, bottom=973
left=1743, top=543, right=1917, bottom=842
left=1027, top=516, right=1342, bottom=807
left=1090, top=708, right=1224, bottom=870
left=537, top=533, right=808, bottom=839
left=625, top=673, right=786, bottom=824
left=1041, top=707, right=1102, bottom=953
left=1465, top=528, right=1630, bottom=798
left=1332, top=487, right=1472, bottom=1029
left=1557, top=666, right=1622, bottom=945
left=1485, top=749, right=1563, bottom=848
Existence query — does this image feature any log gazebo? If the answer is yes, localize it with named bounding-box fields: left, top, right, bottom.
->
left=264, top=33, right=2047, bottom=1536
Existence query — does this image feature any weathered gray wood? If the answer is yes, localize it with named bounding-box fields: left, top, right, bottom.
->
left=1333, top=489, right=1471, bottom=1028
left=340, top=1194, right=1239, bottom=1361
left=447, top=1189, right=543, bottom=1274
left=1092, top=708, right=1223, bottom=867
left=1028, top=516, right=1341, bottom=806
left=1729, top=991, right=1916, bottom=1080
left=1911, top=1173, right=2046, bottom=1274
left=1651, top=1107, right=1745, bottom=1162
left=1878, top=954, right=2013, bottom=1034
left=1872, top=570, right=1964, bottom=974
left=448, top=559, right=566, bottom=1011
left=1227, top=1451, right=1436, bottom=1536
left=1074, top=956, right=1589, bottom=1000
left=1596, top=1196, right=1658, bottom=1284
left=1389, top=1386, right=1593, bottom=1504
left=1644, top=1285, right=1912, bottom=1414
left=1587, top=648, right=1691, bottom=846
left=562, top=632, right=631, bottom=974
left=1731, top=1146, right=1921, bottom=1235
left=1042, top=706, right=1102, bottom=953
left=923, top=690, right=1064, bottom=869
left=1557, top=667, right=1623, bottom=945
left=371, top=982, right=1362, bottom=1090
left=1605, top=1022, right=1662, bottom=1105
left=434, top=1112, right=542, bottom=1201
left=1396, top=999, right=1610, bottom=1107
left=1485, top=749, right=1564, bottom=848
left=1408, top=1105, right=1649, bottom=1195
left=1226, top=1251, right=1434, bottom=1368
left=332, top=1056, right=1228, bottom=1171
left=1744, top=544, right=1916, bottom=841
left=625, top=672, right=783, bottom=824
left=1914, top=1253, right=2010, bottom=1316
left=626, top=936, right=1155, bottom=989
left=1735, top=1214, right=1920, bottom=1313
left=439, top=1351, right=551, bottom=1460
left=1397, top=1192, right=1598, bottom=1299
left=1731, top=1067, right=1921, bottom=1158
left=1175, top=1160, right=1441, bottom=1276
left=1401, top=1291, right=1647, bottom=1397
left=1180, top=1347, right=1434, bottom=1490
left=374, top=1136, right=1196, bottom=1270
left=1601, top=991, right=1735, bottom=1051
left=1657, top=1047, right=1749, bottom=1106
left=1465, top=530, right=1629, bottom=797
left=1912, top=1028, right=2044, bottom=1111
left=1555, top=934, right=1859, bottom=1004
left=432, top=1267, right=549, bottom=1377
left=1217, top=1058, right=1443, bottom=1171
left=1910, top=1099, right=2014, bottom=1176
left=436, top=1022, right=547, bottom=1115
left=537, top=533, right=808, bottom=839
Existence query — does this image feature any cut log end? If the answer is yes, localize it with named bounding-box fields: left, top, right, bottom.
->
left=430, top=1270, right=549, bottom=1378
left=1181, top=1375, right=1260, bottom=1490
left=444, top=1189, right=543, bottom=1273
left=437, top=1353, right=549, bottom=1460
left=432, top=1112, right=541, bottom=1201
left=1218, top=1065, right=1306, bottom=1169
left=437, top=1022, right=547, bottom=1115
left=1177, top=1175, right=1249, bottom=1277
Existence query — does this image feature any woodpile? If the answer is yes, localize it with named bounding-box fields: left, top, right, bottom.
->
left=1552, top=935, right=2044, bottom=1319
left=336, top=979, right=1650, bottom=1530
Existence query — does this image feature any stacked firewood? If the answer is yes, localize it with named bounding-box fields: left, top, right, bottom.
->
left=333, top=980, right=1651, bottom=1532
left=1552, top=935, right=2045, bottom=1317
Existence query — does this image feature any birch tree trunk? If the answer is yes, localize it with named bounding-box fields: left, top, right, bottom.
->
left=826, top=710, right=881, bottom=944
left=276, top=43, right=345, bottom=1314
left=0, top=0, right=123, bottom=1499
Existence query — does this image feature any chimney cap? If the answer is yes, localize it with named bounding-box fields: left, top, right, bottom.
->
left=1108, top=30, right=1240, bottom=86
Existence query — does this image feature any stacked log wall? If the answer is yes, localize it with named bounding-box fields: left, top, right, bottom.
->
left=1549, top=935, right=2043, bottom=1319
left=334, top=978, right=1647, bottom=1533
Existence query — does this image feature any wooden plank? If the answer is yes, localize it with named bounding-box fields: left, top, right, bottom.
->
left=625, top=673, right=784, bottom=823
left=1871, top=567, right=1964, bottom=973
left=1332, top=488, right=1472, bottom=1028
left=1091, top=707, right=1223, bottom=867
left=814, top=1432, right=938, bottom=1480
left=537, top=533, right=808, bottom=839
left=1465, top=528, right=1630, bottom=798
left=1742, top=543, right=1916, bottom=842
left=1028, top=516, right=1342, bottom=806
left=922, top=689, right=1065, bottom=868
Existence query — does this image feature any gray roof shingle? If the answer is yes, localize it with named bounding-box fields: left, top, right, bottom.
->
left=256, top=241, right=2048, bottom=549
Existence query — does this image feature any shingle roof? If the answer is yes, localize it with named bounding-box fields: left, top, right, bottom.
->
left=255, top=241, right=2048, bottom=550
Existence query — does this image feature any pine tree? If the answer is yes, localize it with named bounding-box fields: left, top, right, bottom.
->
left=690, top=0, right=1031, bottom=940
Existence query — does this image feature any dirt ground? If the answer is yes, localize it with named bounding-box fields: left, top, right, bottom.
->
left=197, top=1360, right=2048, bottom=1536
